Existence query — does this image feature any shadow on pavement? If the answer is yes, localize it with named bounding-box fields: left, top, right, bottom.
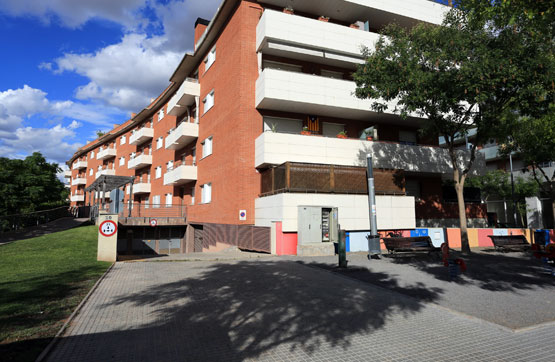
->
left=388, top=251, right=555, bottom=291
left=46, top=260, right=442, bottom=361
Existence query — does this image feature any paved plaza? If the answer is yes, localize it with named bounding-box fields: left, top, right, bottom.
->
left=45, top=255, right=555, bottom=361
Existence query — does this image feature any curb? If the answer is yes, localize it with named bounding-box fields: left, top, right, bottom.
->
left=35, top=262, right=115, bottom=362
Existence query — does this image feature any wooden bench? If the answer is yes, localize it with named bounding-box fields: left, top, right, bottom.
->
left=488, top=235, right=530, bottom=252
left=382, top=236, right=440, bottom=257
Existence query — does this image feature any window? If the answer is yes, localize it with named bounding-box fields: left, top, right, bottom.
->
left=130, top=152, right=136, bottom=159
left=156, top=137, right=163, bottom=149
left=153, top=195, right=160, bottom=208
left=203, top=90, right=214, bottom=114
left=120, top=135, right=126, bottom=145
left=262, top=60, right=302, bottom=73
left=165, top=193, right=173, bottom=206
left=399, top=130, right=417, bottom=145
left=322, top=122, right=345, bottom=137
left=155, top=166, right=162, bottom=179
left=119, top=156, right=125, bottom=166
left=405, top=180, right=421, bottom=200
left=89, top=169, right=93, bottom=176
left=263, top=117, right=302, bottom=134
left=201, top=137, right=212, bottom=158
left=144, top=197, right=149, bottom=209
left=192, top=147, right=196, bottom=165
left=191, top=187, right=195, bottom=205
left=204, top=46, right=216, bottom=71
left=167, top=160, right=174, bottom=171
left=158, top=108, right=164, bottom=121
left=201, top=183, right=211, bottom=204
left=90, top=151, right=95, bottom=158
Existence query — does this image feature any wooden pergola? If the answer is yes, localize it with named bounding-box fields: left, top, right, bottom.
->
left=84, top=175, right=135, bottom=217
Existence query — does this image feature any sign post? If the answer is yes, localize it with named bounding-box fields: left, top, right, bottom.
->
left=97, top=213, right=118, bottom=262
left=366, top=154, right=381, bottom=259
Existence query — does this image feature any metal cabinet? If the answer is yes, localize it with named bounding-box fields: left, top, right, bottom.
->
left=298, top=206, right=338, bottom=245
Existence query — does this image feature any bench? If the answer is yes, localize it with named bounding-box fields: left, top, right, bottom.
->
left=382, top=236, right=440, bottom=257
left=488, top=235, right=530, bottom=252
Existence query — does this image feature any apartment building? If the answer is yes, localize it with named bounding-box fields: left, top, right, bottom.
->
left=67, top=0, right=485, bottom=254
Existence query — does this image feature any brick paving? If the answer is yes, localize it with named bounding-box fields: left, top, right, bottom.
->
left=46, top=258, right=555, bottom=361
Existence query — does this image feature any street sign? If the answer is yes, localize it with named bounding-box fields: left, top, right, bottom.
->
left=239, top=210, right=246, bottom=221
left=150, top=219, right=157, bottom=227
left=99, top=220, right=117, bottom=237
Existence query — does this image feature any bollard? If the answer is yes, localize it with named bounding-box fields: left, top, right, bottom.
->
left=338, top=228, right=347, bottom=268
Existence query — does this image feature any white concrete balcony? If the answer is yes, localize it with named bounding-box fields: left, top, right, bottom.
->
left=64, top=170, right=71, bottom=178
left=72, top=160, right=87, bottom=170
left=256, top=68, right=402, bottom=121
left=129, top=127, right=154, bottom=145
left=126, top=183, right=151, bottom=195
left=258, top=1, right=447, bottom=28
left=70, top=194, right=85, bottom=202
left=71, top=177, right=87, bottom=186
left=163, top=165, right=197, bottom=186
left=255, top=132, right=485, bottom=175
left=128, top=154, right=152, bottom=170
left=96, top=148, right=116, bottom=160
left=257, top=10, right=380, bottom=67
left=167, top=78, right=200, bottom=116
left=165, top=122, right=199, bottom=150
left=95, top=169, right=116, bottom=178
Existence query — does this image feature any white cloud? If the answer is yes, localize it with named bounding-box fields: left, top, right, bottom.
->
left=0, top=123, right=83, bottom=164
left=51, top=33, right=183, bottom=112
left=0, top=0, right=148, bottom=28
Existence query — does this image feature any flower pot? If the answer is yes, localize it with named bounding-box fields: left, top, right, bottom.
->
left=350, top=23, right=360, bottom=29
left=366, top=136, right=373, bottom=141
left=301, top=131, right=311, bottom=136
left=318, top=16, right=329, bottom=22
left=283, top=8, right=294, bottom=15
left=337, top=134, right=347, bottom=139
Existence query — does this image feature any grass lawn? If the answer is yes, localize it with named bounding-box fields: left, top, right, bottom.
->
left=0, top=224, right=112, bottom=362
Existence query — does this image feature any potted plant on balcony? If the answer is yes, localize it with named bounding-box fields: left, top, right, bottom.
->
left=350, top=23, right=360, bottom=29
left=301, top=126, right=311, bottom=136
left=283, top=6, right=294, bottom=15
left=318, top=16, right=330, bottom=22
left=337, top=131, right=348, bottom=139
left=364, top=129, right=374, bottom=141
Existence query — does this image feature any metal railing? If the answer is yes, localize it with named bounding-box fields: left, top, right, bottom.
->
left=0, top=206, right=71, bottom=233
left=118, top=203, right=187, bottom=218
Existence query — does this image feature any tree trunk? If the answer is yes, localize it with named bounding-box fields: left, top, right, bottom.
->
left=454, top=170, right=471, bottom=254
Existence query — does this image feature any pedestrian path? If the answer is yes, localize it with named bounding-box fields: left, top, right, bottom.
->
left=45, top=258, right=554, bottom=361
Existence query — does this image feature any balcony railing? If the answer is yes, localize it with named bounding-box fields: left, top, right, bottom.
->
left=129, top=127, right=154, bottom=145
left=126, top=182, right=151, bottom=195
left=71, top=194, right=85, bottom=202
left=255, top=132, right=485, bottom=175
left=72, top=160, right=87, bottom=170
left=64, top=170, right=72, bottom=178
left=167, top=78, right=200, bottom=117
left=95, top=168, right=116, bottom=178
left=128, top=154, right=152, bottom=169
left=260, top=162, right=404, bottom=197
left=118, top=203, right=187, bottom=218
left=71, top=177, right=87, bottom=186
left=165, top=121, right=199, bottom=150
left=97, top=147, right=117, bottom=160
left=164, top=160, right=197, bottom=186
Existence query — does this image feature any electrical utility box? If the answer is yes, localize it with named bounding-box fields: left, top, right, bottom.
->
left=298, top=206, right=338, bottom=245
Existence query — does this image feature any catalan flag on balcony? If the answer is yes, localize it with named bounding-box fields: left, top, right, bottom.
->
left=307, top=115, right=319, bottom=132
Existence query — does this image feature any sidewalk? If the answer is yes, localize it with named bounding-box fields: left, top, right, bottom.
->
left=45, top=258, right=554, bottom=361
left=0, top=217, right=90, bottom=245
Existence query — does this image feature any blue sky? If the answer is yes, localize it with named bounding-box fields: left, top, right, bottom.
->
left=0, top=0, right=220, bottom=169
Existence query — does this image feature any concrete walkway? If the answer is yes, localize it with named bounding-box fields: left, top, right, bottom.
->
left=0, top=217, right=89, bottom=244
left=46, top=258, right=554, bottom=361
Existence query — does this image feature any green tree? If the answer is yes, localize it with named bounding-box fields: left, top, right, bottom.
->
left=0, top=152, right=67, bottom=217
left=354, top=1, right=552, bottom=252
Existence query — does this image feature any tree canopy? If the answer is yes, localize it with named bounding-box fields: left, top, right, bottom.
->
left=353, top=0, right=553, bottom=252
left=0, top=152, right=68, bottom=217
